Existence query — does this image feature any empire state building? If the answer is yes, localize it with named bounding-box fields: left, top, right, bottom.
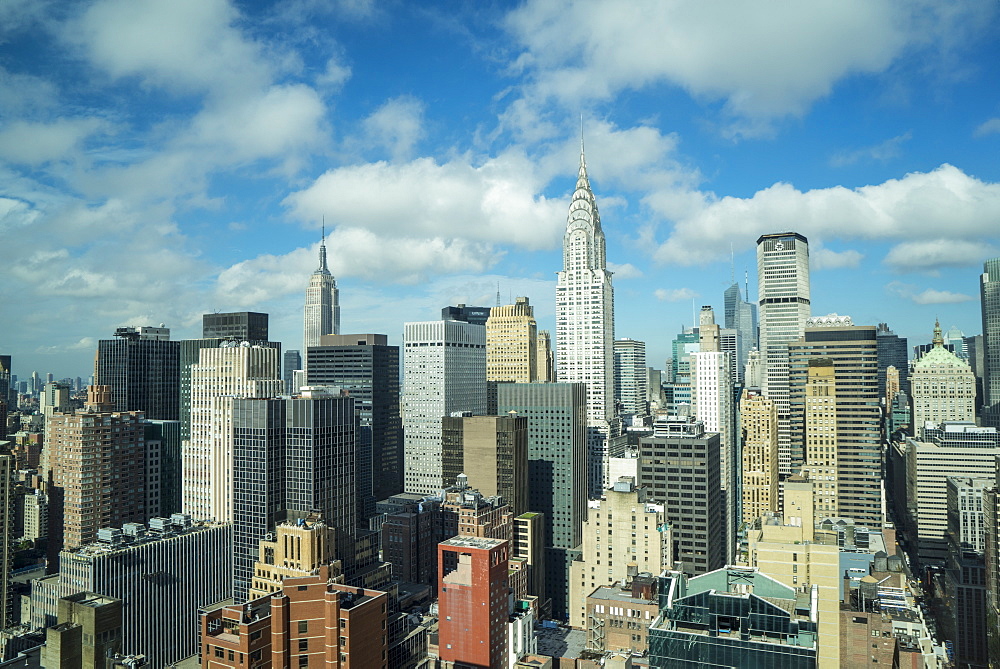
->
left=303, top=229, right=340, bottom=349
left=556, top=140, right=614, bottom=496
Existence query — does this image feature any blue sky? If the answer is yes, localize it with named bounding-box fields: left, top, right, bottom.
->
left=2, top=0, right=1000, bottom=381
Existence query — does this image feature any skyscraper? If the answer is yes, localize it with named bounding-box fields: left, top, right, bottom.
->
left=876, top=322, right=910, bottom=398
left=692, top=306, right=736, bottom=561
left=981, top=258, right=1000, bottom=428
left=303, top=228, right=340, bottom=349
left=0, top=444, right=14, bottom=627
left=724, top=277, right=757, bottom=379
left=756, top=232, right=810, bottom=478
left=95, top=326, right=180, bottom=420
left=788, top=318, right=882, bottom=528
left=441, top=414, right=528, bottom=515
left=402, top=319, right=487, bottom=495
left=740, top=388, right=779, bottom=524
left=556, top=141, right=614, bottom=496
left=486, top=296, right=538, bottom=383
left=229, top=390, right=357, bottom=602
left=497, top=382, right=586, bottom=619
left=307, top=333, right=402, bottom=512
left=614, top=338, right=647, bottom=416
left=283, top=348, right=301, bottom=393
left=181, top=343, right=283, bottom=522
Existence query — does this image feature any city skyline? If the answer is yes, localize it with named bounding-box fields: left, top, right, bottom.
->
left=2, top=1, right=1000, bottom=379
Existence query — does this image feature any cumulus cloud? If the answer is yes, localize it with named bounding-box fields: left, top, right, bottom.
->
left=886, top=281, right=975, bottom=304
left=504, top=1, right=986, bottom=132
left=283, top=153, right=566, bottom=251
left=655, top=288, right=698, bottom=302
left=67, top=0, right=273, bottom=95
left=883, top=239, right=995, bottom=272
left=652, top=164, right=1000, bottom=266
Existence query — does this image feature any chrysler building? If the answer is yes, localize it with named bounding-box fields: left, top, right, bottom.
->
left=303, top=226, right=340, bottom=349
left=556, top=139, right=615, bottom=496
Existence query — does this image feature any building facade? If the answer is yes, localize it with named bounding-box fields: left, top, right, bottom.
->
left=498, top=382, right=587, bottom=619
left=638, top=416, right=724, bottom=575
left=556, top=145, right=615, bottom=497
left=788, top=319, right=882, bottom=528
left=402, top=319, right=486, bottom=495
left=614, top=338, right=647, bottom=417
left=441, top=414, right=528, bottom=515
left=911, top=320, right=976, bottom=438
left=487, top=297, right=538, bottom=383
left=307, top=333, right=402, bottom=516
left=202, top=311, right=268, bottom=341
left=740, top=388, right=779, bottom=525
left=569, top=478, right=671, bottom=629
left=437, top=536, right=510, bottom=669
left=95, top=326, right=180, bottom=420
left=182, top=343, right=283, bottom=522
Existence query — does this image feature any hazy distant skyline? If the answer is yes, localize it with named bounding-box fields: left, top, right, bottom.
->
left=2, top=0, right=999, bottom=379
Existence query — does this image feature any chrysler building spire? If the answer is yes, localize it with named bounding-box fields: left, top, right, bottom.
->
left=556, top=132, right=615, bottom=496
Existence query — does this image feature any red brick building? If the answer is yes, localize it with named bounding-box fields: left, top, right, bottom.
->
left=201, top=565, right=388, bottom=668
left=438, top=536, right=509, bottom=669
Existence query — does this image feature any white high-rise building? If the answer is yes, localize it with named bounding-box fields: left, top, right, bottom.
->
left=756, top=232, right=810, bottom=477
left=181, top=343, right=283, bottom=521
left=692, top=306, right=736, bottom=561
left=614, top=338, right=647, bottom=416
left=402, top=319, right=487, bottom=495
left=556, top=142, right=614, bottom=496
left=303, top=229, right=340, bottom=350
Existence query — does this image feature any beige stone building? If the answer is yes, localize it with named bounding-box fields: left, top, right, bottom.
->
left=743, top=478, right=841, bottom=668
left=911, top=320, right=976, bottom=438
left=487, top=296, right=538, bottom=383
left=798, top=359, right=839, bottom=522
left=740, top=388, right=779, bottom=525
left=250, top=517, right=344, bottom=599
left=569, top=478, right=671, bottom=629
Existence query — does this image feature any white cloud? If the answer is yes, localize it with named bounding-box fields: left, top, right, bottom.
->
left=830, top=132, right=911, bottom=167
left=652, top=164, right=1000, bottom=266
left=655, top=288, right=698, bottom=302
left=317, top=56, right=352, bottom=91
left=886, top=281, right=974, bottom=304
left=507, top=1, right=921, bottom=126
left=884, top=239, right=995, bottom=272
left=283, top=153, right=566, bottom=251
left=607, top=262, right=643, bottom=279
left=68, top=0, right=273, bottom=95
left=975, top=118, right=1000, bottom=137
left=811, top=248, right=863, bottom=270
left=359, top=96, right=426, bottom=161
left=0, top=118, right=104, bottom=166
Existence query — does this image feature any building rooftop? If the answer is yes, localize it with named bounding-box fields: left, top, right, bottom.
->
left=587, top=585, right=657, bottom=605
left=440, top=536, right=506, bottom=550
left=67, top=518, right=228, bottom=558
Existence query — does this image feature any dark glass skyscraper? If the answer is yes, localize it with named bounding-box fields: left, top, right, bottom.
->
left=306, top=334, right=401, bottom=518
left=95, top=327, right=179, bottom=420
left=876, top=322, right=909, bottom=398
left=230, top=391, right=356, bottom=603
left=497, top=382, right=586, bottom=619
left=201, top=311, right=268, bottom=341
left=982, top=258, right=1000, bottom=428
